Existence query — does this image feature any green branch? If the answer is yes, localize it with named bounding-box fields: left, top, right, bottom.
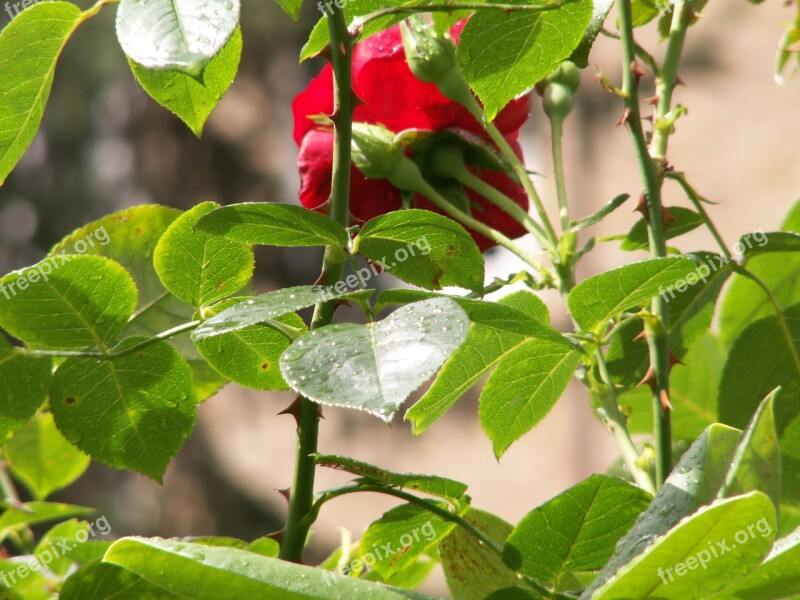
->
left=352, top=0, right=567, bottom=32
left=279, top=4, right=354, bottom=563
left=594, top=349, right=656, bottom=495
left=617, top=0, right=673, bottom=486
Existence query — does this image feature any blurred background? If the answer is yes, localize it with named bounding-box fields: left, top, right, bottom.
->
left=1, top=0, right=798, bottom=595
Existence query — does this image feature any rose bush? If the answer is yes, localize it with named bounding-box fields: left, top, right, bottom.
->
left=292, top=23, right=532, bottom=251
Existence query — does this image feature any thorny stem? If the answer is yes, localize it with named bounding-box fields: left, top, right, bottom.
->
left=594, top=350, right=657, bottom=495
left=279, top=4, right=354, bottom=563
left=618, top=0, right=674, bottom=486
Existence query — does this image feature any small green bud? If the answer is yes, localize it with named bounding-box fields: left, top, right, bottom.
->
left=543, top=82, right=574, bottom=121
left=351, top=123, right=427, bottom=193
left=400, top=16, right=483, bottom=120
left=401, top=15, right=457, bottom=83
left=548, top=61, right=581, bottom=93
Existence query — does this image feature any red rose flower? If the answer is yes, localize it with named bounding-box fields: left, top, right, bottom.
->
left=292, top=22, right=531, bottom=252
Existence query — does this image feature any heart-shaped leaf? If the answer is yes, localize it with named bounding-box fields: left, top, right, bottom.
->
left=280, top=298, right=470, bottom=421
left=116, top=0, right=240, bottom=75
left=50, top=339, right=196, bottom=481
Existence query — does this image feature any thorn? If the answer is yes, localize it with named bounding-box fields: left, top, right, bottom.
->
left=616, top=108, right=633, bottom=127
left=631, top=59, right=647, bottom=81
left=278, top=397, right=303, bottom=426
left=662, top=207, right=678, bottom=229
left=642, top=114, right=654, bottom=124
left=645, top=95, right=660, bottom=106
left=338, top=41, right=348, bottom=57
left=276, top=488, right=292, bottom=503
left=668, top=351, right=683, bottom=368
left=352, top=93, right=366, bottom=109
left=267, top=529, right=285, bottom=545
left=314, top=403, right=325, bottom=420
left=319, top=45, right=332, bottom=62
left=659, top=389, right=673, bottom=415
left=674, top=75, right=687, bottom=88
left=632, top=329, right=647, bottom=343
left=638, top=366, right=657, bottom=393
left=633, top=193, right=648, bottom=218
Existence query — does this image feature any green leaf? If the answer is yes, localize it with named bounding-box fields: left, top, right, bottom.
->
left=620, top=207, right=704, bottom=252
left=0, top=501, right=94, bottom=541
left=483, top=589, right=542, bottom=600
left=376, top=289, right=551, bottom=334
left=273, top=0, right=303, bottom=19
left=568, top=194, right=629, bottom=232
left=456, top=0, right=593, bottom=120
left=567, top=257, right=698, bottom=333
left=35, top=519, right=91, bottom=576
left=0, top=2, right=84, bottom=186
left=116, top=0, right=240, bottom=75
left=313, top=454, right=468, bottom=498
left=154, top=202, right=254, bottom=309
left=479, top=332, right=580, bottom=457
left=50, top=339, right=196, bottom=480
left=196, top=202, right=350, bottom=248
left=440, top=509, right=521, bottom=600
left=604, top=252, right=731, bottom=391
left=61, top=559, right=179, bottom=599
left=584, top=424, right=742, bottom=597
left=718, top=253, right=800, bottom=347
left=630, top=0, right=659, bottom=27
left=361, top=502, right=455, bottom=578
left=280, top=298, right=470, bottom=421
left=129, top=28, right=242, bottom=137
left=103, top=537, right=439, bottom=599
left=407, top=290, right=564, bottom=434
left=718, top=302, right=800, bottom=428
left=719, top=390, right=781, bottom=510
left=720, top=525, right=800, bottom=599
left=5, top=412, right=90, bottom=499
left=740, top=231, right=800, bottom=257
left=355, top=209, right=484, bottom=292
left=0, top=556, right=52, bottom=597
left=569, top=0, right=615, bottom=67
left=590, top=493, right=775, bottom=600
left=49, top=204, right=226, bottom=401
left=195, top=300, right=305, bottom=390
left=503, top=475, right=651, bottom=585
left=192, top=285, right=362, bottom=341
left=0, top=336, right=51, bottom=441
left=719, top=212, right=800, bottom=347
left=300, top=0, right=424, bottom=61
left=0, top=255, right=137, bottom=351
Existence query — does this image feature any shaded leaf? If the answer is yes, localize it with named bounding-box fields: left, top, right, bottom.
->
left=50, top=339, right=196, bottom=480
left=5, top=412, right=89, bottom=499
left=280, top=298, right=470, bottom=421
